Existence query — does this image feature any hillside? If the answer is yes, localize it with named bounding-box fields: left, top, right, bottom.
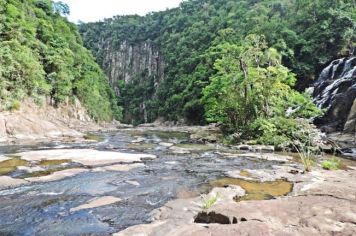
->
left=0, top=0, right=122, bottom=122
left=80, top=0, right=355, bottom=126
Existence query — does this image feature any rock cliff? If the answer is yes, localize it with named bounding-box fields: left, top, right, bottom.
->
left=101, top=41, right=165, bottom=91
left=313, top=57, right=356, bottom=133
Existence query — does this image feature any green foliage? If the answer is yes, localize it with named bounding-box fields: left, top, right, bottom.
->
left=321, top=158, right=341, bottom=170
left=202, top=35, right=321, bottom=147
left=295, top=143, right=315, bottom=172
left=0, top=0, right=121, bottom=121
left=201, top=192, right=221, bottom=211
left=8, top=100, right=21, bottom=111
left=80, top=0, right=354, bottom=124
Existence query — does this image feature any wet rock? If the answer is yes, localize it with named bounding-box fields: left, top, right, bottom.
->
left=227, top=165, right=304, bottom=182
left=17, top=149, right=156, bottom=166
left=0, top=176, right=28, bottom=189
left=25, top=168, right=88, bottom=183
left=235, top=145, right=251, bottom=151
left=221, top=152, right=293, bottom=163
left=313, top=57, right=356, bottom=133
left=159, top=142, right=174, bottom=147
left=131, top=137, right=146, bottom=143
left=70, top=196, right=121, bottom=212
left=93, top=163, right=145, bottom=172
left=233, top=145, right=275, bottom=152
left=169, top=146, right=191, bottom=154
left=189, top=125, right=222, bottom=143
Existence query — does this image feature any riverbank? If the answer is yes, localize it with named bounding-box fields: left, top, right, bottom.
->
left=0, top=100, right=131, bottom=144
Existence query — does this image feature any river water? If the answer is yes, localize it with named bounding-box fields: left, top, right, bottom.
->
left=0, top=129, right=279, bottom=235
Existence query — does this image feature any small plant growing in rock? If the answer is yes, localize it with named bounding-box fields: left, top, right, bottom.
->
left=321, top=158, right=340, bottom=170
left=294, top=143, right=314, bottom=172
left=201, top=192, right=221, bottom=211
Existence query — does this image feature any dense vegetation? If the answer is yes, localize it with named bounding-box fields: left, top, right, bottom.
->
left=80, top=0, right=354, bottom=127
left=0, top=0, right=122, bottom=121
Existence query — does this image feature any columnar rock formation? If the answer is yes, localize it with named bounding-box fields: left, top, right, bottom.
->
left=101, top=41, right=165, bottom=94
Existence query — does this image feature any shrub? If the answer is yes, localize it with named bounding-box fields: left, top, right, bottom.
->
left=321, top=158, right=340, bottom=170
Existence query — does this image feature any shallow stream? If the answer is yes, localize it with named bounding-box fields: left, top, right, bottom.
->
left=0, top=129, right=283, bottom=235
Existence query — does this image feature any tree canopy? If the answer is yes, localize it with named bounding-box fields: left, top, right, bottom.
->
left=0, top=0, right=122, bottom=121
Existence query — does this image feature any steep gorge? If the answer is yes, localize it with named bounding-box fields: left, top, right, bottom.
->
left=81, top=0, right=354, bottom=126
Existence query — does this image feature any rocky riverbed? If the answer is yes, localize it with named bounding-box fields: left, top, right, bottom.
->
left=0, top=127, right=355, bottom=235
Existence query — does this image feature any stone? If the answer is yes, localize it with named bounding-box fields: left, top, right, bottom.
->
left=169, top=146, right=191, bottom=154
left=220, top=152, right=293, bottom=163
left=70, top=196, right=121, bottom=212
left=313, top=57, right=356, bottom=133
left=17, top=149, right=156, bottom=166
left=159, top=142, right=174, bottom=147
left=0, top=176, right=28, bottom=189
left=344, top=98, right=356, bottom=133
left=25, top=168, right=88, bottom=183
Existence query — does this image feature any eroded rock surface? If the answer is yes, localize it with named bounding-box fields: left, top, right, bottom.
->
left=116, top=167, right=356, bottom=236
left=17, top=149, right=156, bottom=166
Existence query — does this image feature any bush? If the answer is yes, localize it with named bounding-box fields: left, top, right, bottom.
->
left=321, top=158, right=340, bottom=170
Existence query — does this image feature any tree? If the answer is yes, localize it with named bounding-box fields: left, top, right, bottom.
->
left=202, top=35, right=321, bottom=143
left=53, top=1, right=70, bottom=16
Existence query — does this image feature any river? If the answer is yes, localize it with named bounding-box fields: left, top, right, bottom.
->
left=0, top=129, right=282, bottom=235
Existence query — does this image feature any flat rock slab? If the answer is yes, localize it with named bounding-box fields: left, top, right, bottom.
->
left=17, top=149, right=156, bottom=166
left=70, top=196, right=121, bottom=212
left=25, top=168, right=88, bottom=183
left=0, top=176, right=28, bottom=189
left=221, top=152, right=293, bottom=162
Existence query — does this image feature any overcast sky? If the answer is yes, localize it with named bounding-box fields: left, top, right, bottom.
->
left=61, top=0, right=183, bottom=23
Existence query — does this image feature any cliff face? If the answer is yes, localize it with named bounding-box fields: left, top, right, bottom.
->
left=313, top=57, right=356, bottom=133
left=101, top=41, right=165, bottom=94
left=90, top=39, right=165, bottom=124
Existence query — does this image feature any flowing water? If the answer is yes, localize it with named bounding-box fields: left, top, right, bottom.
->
left=0, top=129, right=280, bottom=235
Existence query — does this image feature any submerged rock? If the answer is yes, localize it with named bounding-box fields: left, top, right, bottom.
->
left=25, top=168, right=88, bottom=183
left=70, top=196, right=121, bottom=212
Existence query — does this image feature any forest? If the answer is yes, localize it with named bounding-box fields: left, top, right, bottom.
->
left=0, top=0, right=122, bottom=121
left=80, top=0, right=355, bottom=146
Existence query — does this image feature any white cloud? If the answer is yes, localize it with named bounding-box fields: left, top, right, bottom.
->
left=60, top=0, right=183, bottom=23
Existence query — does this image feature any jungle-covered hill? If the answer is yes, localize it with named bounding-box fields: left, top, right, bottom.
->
left=0, top=0, right=122, bottom=121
